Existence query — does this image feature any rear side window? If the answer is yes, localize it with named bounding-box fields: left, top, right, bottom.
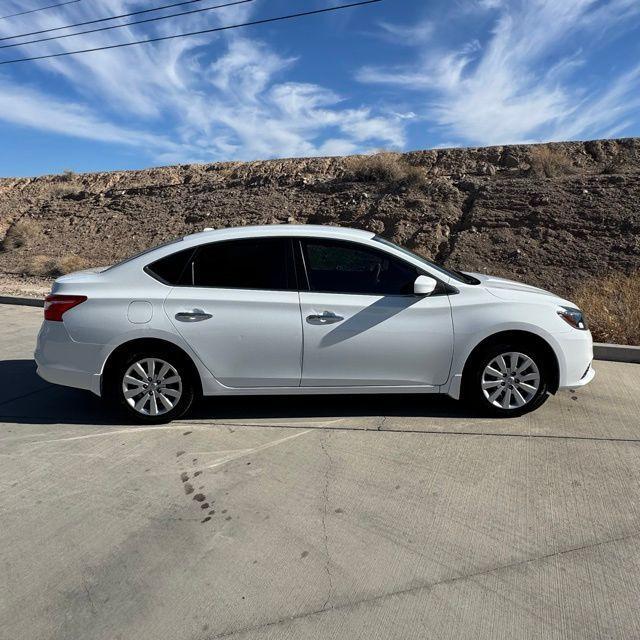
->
left=145, top=247, right=195, bottom=285
left=148, top=238, right=295, bottom=290
left=193, top=238, right=294, bottom=290
left=301, top=239, right=418, bottom=295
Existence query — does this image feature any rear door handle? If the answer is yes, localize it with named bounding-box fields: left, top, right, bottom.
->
left=175, top=310, right=212, bottom=322
left=306, top=311, right=344, bottom=325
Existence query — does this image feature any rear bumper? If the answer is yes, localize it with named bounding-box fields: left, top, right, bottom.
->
left=34, top=320, right=104, bottom=396
left=36, top=363, right=101, bottom=396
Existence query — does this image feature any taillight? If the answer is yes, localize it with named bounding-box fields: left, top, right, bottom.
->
left=44, top=294, right=87, bottom=321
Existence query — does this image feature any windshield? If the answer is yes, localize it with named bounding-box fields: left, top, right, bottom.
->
left=373, top=236, right=480, bottom=285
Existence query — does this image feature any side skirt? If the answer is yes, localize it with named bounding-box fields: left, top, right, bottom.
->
left=202, top=384, right=441, bottom=397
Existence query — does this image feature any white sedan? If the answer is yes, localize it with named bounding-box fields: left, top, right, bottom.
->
left=35, top=225, right=594, bottom=423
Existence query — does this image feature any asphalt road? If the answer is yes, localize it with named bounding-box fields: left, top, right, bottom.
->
left=1, top=304, right=640, bottom=640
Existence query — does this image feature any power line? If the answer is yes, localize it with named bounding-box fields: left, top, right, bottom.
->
left=0, top=0, right=383, bottom=65
left=0, top=0, right=81, bottom=21
left=0, top=0, right=204, bottom=41
left=0, top=0, right=254, bottom=49
left=0, top=0, right=254, bottom=50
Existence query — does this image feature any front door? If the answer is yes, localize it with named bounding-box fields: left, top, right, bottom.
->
left=298, top=238, right=453, bottom=387
left=164, top=237, right=302, bottom=388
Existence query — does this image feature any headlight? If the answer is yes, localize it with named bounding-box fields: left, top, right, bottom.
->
left=557, top=306, right=588, bottom=330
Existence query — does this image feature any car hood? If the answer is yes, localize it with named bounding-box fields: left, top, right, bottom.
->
left=465, top=272, right=575, bottom=306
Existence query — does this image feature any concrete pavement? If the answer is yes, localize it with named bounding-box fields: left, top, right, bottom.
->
left=1, top=304, right=640, bottom=640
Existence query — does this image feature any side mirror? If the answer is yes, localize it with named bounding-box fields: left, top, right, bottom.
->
left=414, top=275, right=437, bottom=296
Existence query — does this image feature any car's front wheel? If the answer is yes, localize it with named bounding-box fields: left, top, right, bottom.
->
left=464, top=344, right=550, bottom=417
left=108, top=351, right=195, bottom=423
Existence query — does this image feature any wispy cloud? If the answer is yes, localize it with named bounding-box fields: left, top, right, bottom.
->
left=358, top=0, right=640, bottom=145
left=0, top=0, right=405, bottom=165
left=0, top=77, right=181, bottom=150
left=377, top=19, right=434, bottom=46
left=1, top=0, right=637, bottom=171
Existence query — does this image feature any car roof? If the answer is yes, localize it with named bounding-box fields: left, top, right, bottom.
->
left=186, top=224, right=375, bottom=242
left=104, top=223, right=460, bottom=287
left=105, top=225, right=378, bottom=274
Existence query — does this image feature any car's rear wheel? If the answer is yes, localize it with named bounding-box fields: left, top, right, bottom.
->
left=464, top=344, right=549, bottom=417
left=108, top=352, right=194, bottom=423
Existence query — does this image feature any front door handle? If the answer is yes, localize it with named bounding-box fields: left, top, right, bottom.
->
left=306, top=311, right=344, bottom=325
left=175, top=309, right=212, bottom=322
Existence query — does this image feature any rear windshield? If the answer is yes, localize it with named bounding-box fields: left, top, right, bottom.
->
left=104, top=236, right=185, bottom=272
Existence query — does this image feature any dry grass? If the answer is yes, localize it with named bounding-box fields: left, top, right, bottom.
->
left=527, top=146, right=576, bottom=178
left=573, top=271, right=640, bottom=345
left=1, top=219, right=41, bottom=250
left=342, top=152, right=426, bottom=188
left=26, top=254, right=88, bottom=278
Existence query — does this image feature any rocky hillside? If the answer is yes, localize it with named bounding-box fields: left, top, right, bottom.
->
left=1, top=138, right=639, bottom=301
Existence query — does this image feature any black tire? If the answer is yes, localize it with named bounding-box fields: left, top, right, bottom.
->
left=463, top=342, right=550, bottom=418
left=106, top=349, right=195, bottom=424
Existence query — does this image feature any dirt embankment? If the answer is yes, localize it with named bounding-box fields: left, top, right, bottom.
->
left=1, top=138, right=639, bottom=303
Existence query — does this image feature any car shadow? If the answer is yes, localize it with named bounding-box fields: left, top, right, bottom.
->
left=0, top=359, right=481, bottom=426
left=0, top=360, right=123, bottom=426
left=318, top=295, right=423, bottom=348
left=194, top=392, right=476, bottom=421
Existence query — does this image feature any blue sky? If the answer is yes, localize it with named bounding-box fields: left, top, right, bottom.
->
left=0, top=0, right=639, bottom=176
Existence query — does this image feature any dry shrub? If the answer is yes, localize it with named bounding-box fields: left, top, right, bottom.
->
left=25, top=255, right=55, bottom=277
left=528, top=146, right=575, bottom=178
left=1, top=219, right=41, bottom=250
left=42, top=169, right=81, bottom=197
left=343, top=152, right=426, bottom=188
left=573, top=271, right=640, bottom=345
left=26, top=254, right=88, bottom=278
left=56, top=254, right=88, bottom=274
left=50, top=183, right=81, bottom=197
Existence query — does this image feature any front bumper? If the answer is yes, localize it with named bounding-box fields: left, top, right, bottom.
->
left=554, top=329, right=595, bottom=390
left=567, top=361, right=596, bottom=388
left=35, top=320, right=103, bottom=396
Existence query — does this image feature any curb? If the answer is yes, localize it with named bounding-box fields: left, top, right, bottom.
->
left=0, top=295, right=639, bottom=363
left=0, top=295, right=44, bottom=308
left=594, top=343, right=640, bottom=364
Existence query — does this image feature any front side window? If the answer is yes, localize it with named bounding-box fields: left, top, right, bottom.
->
left=373, top=236, right=480, bottom=285
left=301, top=239, right=418, bottom=295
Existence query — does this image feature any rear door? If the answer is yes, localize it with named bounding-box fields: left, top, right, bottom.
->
left=297, top=238, right=454, bottom=387
left=162, top=237, right=303, bottom=388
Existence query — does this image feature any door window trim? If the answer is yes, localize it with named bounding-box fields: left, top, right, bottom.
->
left=146, top=234, right=456, bottom=296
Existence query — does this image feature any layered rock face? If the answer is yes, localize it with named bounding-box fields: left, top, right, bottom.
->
left=1, top=137, right=638, bottom=297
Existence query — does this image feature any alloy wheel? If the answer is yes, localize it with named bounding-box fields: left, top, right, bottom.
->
left=481, top=351, right=540, bottom=410
left=122, top=357, right=183, bottom=417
